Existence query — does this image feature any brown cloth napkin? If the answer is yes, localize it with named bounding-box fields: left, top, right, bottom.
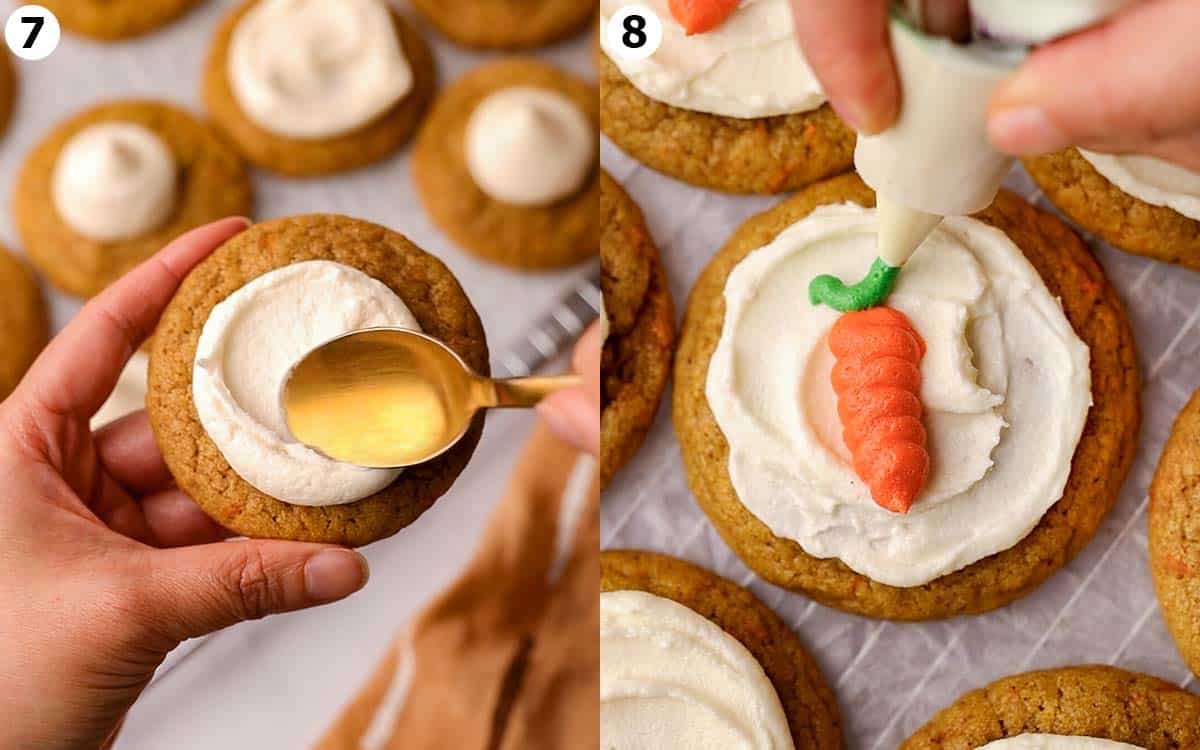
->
left=314, top=420, right=599, bottom=750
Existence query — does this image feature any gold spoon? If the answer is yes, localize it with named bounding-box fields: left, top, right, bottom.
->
left=282, top=327, right=582, bottom=468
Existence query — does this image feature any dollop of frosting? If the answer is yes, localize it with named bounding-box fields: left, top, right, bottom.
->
left=706, top=203, right=1091, bottom=588
left=465, top=86, right=595, bottom=206
left=92, top=352, right=149, bottom=429
left=979, top=735, right=1145, bottom=750
left=227, top=0, right=413, bottom=139
left=598, top=0, right=824, bottom=119
left=971, top=0, right=1135, bottom=44
left=1080, top=150, right=1200, bottom=221
left=52, top=122, right=177, bottom=242
left=600, top=590, right=794, bottom=750
left=193, top=260, right=420, bottom=506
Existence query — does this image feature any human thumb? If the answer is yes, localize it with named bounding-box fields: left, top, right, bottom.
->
left=987, top=0, right=1200, bottom=158
left=139, top=540, right=369, bottom=642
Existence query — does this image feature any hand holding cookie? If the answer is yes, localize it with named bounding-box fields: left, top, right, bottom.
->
left=0, top=219, right=369, bottom=750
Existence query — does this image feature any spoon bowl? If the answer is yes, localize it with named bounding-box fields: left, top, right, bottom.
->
left=283, top=327, right=580, bottom=468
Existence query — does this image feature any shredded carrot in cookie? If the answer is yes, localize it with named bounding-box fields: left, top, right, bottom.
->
left=829, top=307, right=930, bottom=514
left=669, top=0, right=739, bottom=35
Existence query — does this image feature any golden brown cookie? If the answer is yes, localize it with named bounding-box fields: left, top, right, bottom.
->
left=147, top=214, right=489, bottom=547
left=673, top=173, right=1140, bottom=620
left=0, top=53, right=17, bottom=140
left=901, top=666, right=1200, bottom=748
left=1025, top=149, right=1200, bottom=271
left=1150, top=387, right=1200, bottom=679
left=0, top=245, right=47, bottom=401
left=602, top=550, right=842, bottom=749
left=599, top=51, right=855, bottom=194
left=601, top=172, right=674, bottom=487
left=14, top=99, right=253, bottom=298
left=203, top=0, right=436, bottom=177
left=41, top=0, right=201, bottom=40
left=410, top=0, right=592, bottom=49
left=413, top=59, right=598, bottom=271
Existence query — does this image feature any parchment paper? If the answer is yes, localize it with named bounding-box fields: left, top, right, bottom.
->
left=600, top=142, right=1200, bottom=746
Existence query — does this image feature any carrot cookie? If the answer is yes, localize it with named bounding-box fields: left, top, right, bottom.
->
left=602, top=550, right=841, bottom=750
left=411, top=0, right=591, bottom=49
left=0, top=246, right=47, bottom=401
left=14, top=100, right=253, bottom=298
left=598, top=0, right=855, bottom=194
left=42, top=0, right=201, bottom=40
left=203, top=0, right=436, bottom=176
left=901, top=666, right=1200, bottom=748
left=147, top=214, right=489, bottom=547
left=1149, top=387, right=1200, bottom=679
left=1025, top=149, right=1200, bottom=270
left=601, top=172, right=673, bottom=486
left=413, top=59, right=598, bottom=271
left=674, top=173, right=1139, bottom=620
left=0, top=53, right=16, bottom=140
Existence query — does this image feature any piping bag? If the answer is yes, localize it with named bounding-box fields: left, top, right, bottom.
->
left=809, top=0, right=1135, bottom=312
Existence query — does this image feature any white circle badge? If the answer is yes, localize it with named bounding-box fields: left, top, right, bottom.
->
left=6, top=5, right=60, bottom=61
left=604, top=5, right=663, bottom=62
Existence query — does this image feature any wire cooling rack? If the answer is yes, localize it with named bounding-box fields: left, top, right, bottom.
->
left=600, top=140, right=1200, bottom=746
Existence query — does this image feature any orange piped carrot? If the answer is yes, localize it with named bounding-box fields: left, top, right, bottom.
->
left=669, top=0, right=740, bottom=35
left=828, top=307, right=930, bottom=514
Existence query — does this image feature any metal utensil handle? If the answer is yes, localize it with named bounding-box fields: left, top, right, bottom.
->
left=494, top=270, right=602, bottom=379
left=490, top=374, right=585, bottom=408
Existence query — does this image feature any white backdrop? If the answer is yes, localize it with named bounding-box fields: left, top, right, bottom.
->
left=600, top=143, right=1200, bottom=743
left=0, top=2, right=595, bottom=747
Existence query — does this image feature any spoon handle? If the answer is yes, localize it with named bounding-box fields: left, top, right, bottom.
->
left=487, top=374, right=584, bottom=408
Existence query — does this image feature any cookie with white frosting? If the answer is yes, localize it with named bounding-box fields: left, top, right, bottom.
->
left=601, top=550, right=841, bottom=750
left=42, top=0, right=201, bottom=40
left=601, top=172, right=674, bottom=487
left=674, top=173, right=1139, bottom=620
left=0, top=245, right=47, bottom=401
left=901, top=666, right=1200, bottom=748
left=203, top=0, right=437, bottom=176
left=1025, top=149, right=1200, bottom=271
left=413, top=59, right=598, bottom=270
left=1150, top=387, right=1200, bottom=680
left=147, top=214, right=489, bottom=546
left=410, top=0, right=592, bottom=50
left=598, top=0, right=855, bottom=194
left=14, top=100, right=253, bottom=298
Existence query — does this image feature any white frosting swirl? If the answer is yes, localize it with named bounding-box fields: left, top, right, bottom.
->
left=227, top=0, right=413, bottom=139
left=1080, top=150, right=1200, bottom=221
left=979, top=735, right=1145, bottom=750
left=465, top=87, right=595, bottom=206
left=193, top=260, right=421, bottom=506
left=598, top=0, right=824, bottom=119
left=600, top=590, right=793, bottom=750
left=52, top=122, right=177, bottom=242
left=706, top=203, right=1091, bottom=587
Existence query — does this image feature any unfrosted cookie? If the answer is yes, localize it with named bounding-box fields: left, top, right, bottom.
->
left=1150, top=387, right=1200, bottom=679
left=410, top=0, right=592, bottom=49
left=203, top=0, right=437, bottom=177
left=602, top=550, right=842, bottom=749
left=0, top=245, right=47, bottom=400
left=41, top=0, right=201, bottom=40
left=1025, top=149, right=1200, bottom=271
left=601, top=172, right=673, bottom=487
left=413, top=59, right=598, bottom=270
left=598, top=50, right=854, bottom=194
left=901, top=666, right=1200, bottom=748
left=14, top=99, right=253, bottom=298
left=147, top=214, right=489, bottom=547
left=673, top=173, right=1139, bottom=620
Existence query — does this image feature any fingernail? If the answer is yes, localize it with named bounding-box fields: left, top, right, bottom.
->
left=832, top=99, right=889, bottom=136
left=233, top=216, right=253, bottom=227
left=305, top=549, right=369, bottom=602
left=988, top=106, right=1069, bottom=155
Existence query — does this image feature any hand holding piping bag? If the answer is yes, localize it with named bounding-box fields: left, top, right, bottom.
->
left=805, top=0, right=1148, bottom=313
